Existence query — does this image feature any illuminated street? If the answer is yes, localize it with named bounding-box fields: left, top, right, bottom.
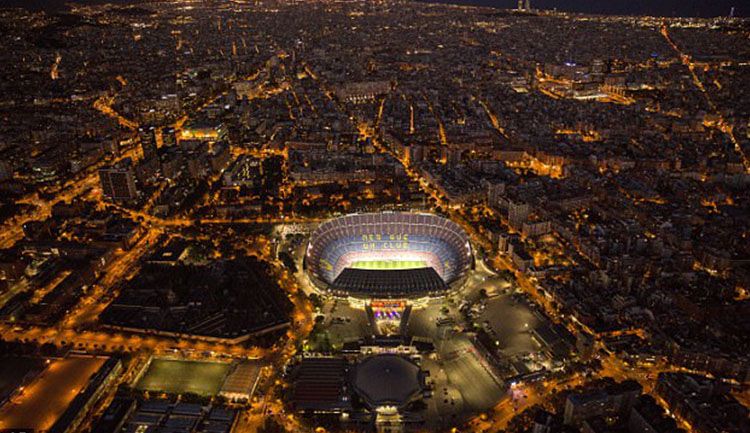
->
left=0, top=1, right=748, bottom=432
left=0, top=357, right=105, bottom=430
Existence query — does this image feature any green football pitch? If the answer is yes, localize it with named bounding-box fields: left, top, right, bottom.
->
left=136, top=359, right=230, bottom=396
left=350, top=260, right=427, bottom=270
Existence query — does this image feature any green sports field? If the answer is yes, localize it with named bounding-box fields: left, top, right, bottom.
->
left=350, top=260, right=427, bottom=270
left=136, top=359, right=230, bottom=396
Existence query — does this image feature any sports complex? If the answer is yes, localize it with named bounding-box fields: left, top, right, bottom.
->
left=288, top=211, right=561, bottom=430
left=134, top=357, right=262, bottom=401
left=304, top=212, right=473, bottom=300
left=136, top=359, right=230, bottom=396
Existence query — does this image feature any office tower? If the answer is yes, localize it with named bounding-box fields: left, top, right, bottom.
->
left=138, top=125, right=158, bottom=158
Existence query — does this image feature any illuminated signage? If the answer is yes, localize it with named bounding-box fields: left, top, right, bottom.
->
left=360, top=234, right=410, bottom=250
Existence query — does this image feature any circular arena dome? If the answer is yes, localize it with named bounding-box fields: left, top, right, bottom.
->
left=305, top=212, right=472, bottom=298
left=352, top=354, right=425, bottom=409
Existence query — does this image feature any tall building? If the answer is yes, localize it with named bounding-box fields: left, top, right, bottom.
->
left=656, top=373, right=748, bottom=433
left=161, top=127, right=177, bottom=147
left=508, top=201, right=530, bottom=230
left=138, top=125, right=158, bottom=159
left=628, top=395, right=681, bottom=433
left=532, top=410, right=560, bottom=433
left=0, top=160, right=12, bottom=181
left=576, top=332, right=595, bottom=361
left=485, top=181, right=506, bottom=207
left=564, top=381, right=642, bottom=426
left=408, top=145, right=424, bottom=164
left=99, top=161, right=138, bottom=201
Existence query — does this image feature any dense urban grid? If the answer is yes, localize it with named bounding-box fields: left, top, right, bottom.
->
left=0, top=1, right=748, bottom=433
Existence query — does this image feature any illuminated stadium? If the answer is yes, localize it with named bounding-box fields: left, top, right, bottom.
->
left=305, top=212, right=472, bottom=299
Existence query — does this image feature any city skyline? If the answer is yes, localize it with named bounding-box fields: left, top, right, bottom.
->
left=0, top=1, right=748, bottom=433
left=2, top=0, right=745, bottom=17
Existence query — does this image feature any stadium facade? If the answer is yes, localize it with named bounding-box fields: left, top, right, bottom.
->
left=305, top=212, right=472, bottom=299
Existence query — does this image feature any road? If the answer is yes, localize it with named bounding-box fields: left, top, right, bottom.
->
left=0, top=144, right=139, bottom=249
left=467, top=373, right=584, bottom=432
left=63, top=227, right=163, bottom=329
left=0, top=66, right=322, bottom=433
left=0, top=323, right=268, bottom=358
left=4, top=53, right=741, bottom=433
left=0, top=357, right=105, bottom=430
left=660, top=24, right=750, bottom=173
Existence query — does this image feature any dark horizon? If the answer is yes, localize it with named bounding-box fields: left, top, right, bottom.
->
left=422, top=0, right=743, bottom=18
left=1, top=0, right=745, bottom=17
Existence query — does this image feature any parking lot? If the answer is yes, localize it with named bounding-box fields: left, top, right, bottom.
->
left=439, top=335, right=505, bottom=412
left=478, top=293, right=542, bottom=357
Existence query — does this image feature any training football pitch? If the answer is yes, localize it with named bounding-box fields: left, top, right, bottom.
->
left=136, top=359, right=230, bottom=396
left=350, top=260, right=427, bottom=270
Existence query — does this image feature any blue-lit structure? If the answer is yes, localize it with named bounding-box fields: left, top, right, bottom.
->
left=305, top=212, right=472, bottom=298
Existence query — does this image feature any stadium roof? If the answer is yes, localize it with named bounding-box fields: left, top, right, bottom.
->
left=352, top=354, right=425, bottom=409
left=331, top=267, right=447, bottom=299
left=290, top=357, right=352, bottom=412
